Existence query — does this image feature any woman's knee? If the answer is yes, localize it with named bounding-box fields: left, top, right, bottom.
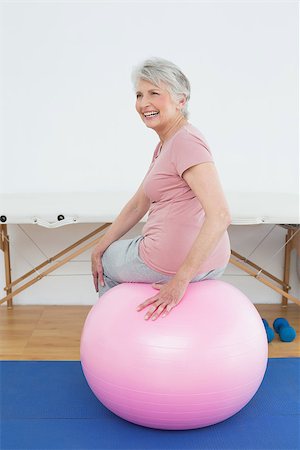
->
left=101, top=244, right=119, bottom=281
left=98, top=274, right=119, bottom=297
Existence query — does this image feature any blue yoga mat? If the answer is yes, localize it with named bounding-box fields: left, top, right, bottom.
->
left=1, top=358, right=299, bottom=450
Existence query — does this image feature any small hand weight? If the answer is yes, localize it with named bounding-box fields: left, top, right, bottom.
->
left=262, top=318, right=275, bottom=343
left=273, top=318, right=296, bottom=342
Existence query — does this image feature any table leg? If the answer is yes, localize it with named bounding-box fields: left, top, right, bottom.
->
left=0, top=224, right=13, bottom=309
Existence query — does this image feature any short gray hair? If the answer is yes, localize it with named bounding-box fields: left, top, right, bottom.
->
left=131, top=57, right=191, bottom=119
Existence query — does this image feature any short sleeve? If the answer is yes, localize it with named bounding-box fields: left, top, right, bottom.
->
left=171, top=134, right=214, bottom=178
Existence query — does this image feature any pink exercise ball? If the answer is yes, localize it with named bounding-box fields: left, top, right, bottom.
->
left=80, top=280, right=268, bottom=430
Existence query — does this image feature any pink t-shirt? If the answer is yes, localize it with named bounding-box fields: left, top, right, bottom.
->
left=138, top=122, right=231, bottom=275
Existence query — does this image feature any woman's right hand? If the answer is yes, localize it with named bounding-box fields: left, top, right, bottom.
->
left=91, top=245, right=106, bottom=292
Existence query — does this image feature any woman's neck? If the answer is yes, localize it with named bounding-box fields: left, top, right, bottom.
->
left=158, top=116, right=188, bottom=146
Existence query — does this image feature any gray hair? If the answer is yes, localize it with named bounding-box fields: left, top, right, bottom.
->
left=131, top=57, right=191, bottom=119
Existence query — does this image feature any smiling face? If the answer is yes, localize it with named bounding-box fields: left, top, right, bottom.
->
left=135, top=79, right=185, bottom=134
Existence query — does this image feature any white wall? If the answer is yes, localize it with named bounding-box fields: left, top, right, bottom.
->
left=0, top=1, right=299, bottom=306
left=0, top=1, right=298, bottom=194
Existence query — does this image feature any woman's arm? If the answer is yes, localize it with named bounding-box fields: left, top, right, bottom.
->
left=97, top=184, right=150, bottom=251
left=91, top=183, right=150, bottom=290
left=174, top=162, right=231, bottom=283
left=137, top=162, right=231, bottom=320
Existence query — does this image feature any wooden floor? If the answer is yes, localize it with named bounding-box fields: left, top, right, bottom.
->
left=0, top=304, right=299, bottom=360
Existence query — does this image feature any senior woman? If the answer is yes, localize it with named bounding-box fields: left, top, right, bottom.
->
left=91, top=57, right=231, bottom=321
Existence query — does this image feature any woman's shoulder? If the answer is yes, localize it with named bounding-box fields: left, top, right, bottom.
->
left=173, top=123, right=211, bottom=151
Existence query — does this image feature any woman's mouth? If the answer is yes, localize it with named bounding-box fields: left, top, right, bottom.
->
left=143, top=111, right=159, bottom=120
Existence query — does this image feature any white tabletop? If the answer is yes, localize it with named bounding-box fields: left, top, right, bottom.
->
left=0, top=191, right=299, bottom=227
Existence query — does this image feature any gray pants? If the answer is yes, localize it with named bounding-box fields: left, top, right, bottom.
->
left=98, top=235, right=226, bottom=297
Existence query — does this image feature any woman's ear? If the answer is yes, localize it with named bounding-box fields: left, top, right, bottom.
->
left=177, top=95, right=186, bottom=111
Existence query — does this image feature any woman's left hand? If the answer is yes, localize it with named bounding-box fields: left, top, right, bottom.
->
left=136, top=278, right=189, bottom=321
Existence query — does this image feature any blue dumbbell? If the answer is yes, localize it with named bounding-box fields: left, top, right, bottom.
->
left=262, top=319, right=275, bottom=343
left=273, top=318, right=296, bottom=342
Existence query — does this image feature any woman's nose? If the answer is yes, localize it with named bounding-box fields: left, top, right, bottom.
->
left=140, top=96, right=151, bottom=108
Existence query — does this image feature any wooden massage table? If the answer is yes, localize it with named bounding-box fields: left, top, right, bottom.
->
left=0, top=191, right=299, bottom=308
